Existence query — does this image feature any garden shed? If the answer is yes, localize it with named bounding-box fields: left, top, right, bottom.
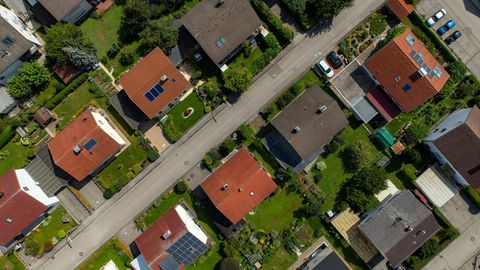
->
left=375, top=128, right=395, bottom=148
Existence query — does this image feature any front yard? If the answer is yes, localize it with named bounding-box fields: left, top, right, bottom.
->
left=24, top=206, right=76, bottom=257
left=77, top=238, right=132, bottom=270
left=0, top=252, right=25, bottom=270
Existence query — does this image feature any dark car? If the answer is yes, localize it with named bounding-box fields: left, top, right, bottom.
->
left=327, top=51, right=343, bottom=69
left=445, top=30, right=462, bottom=45
left=437, top=20, right=456, bottom=36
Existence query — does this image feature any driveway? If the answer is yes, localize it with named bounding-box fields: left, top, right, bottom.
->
left=416, top=0, right=480, bottom=79
left=76, top=181, right=106, bottom=211
left=440, top=191, right=480, bottom=233
left=144, top=124, right=171, bottom=154
left=57, top=188, right=90, bottom=223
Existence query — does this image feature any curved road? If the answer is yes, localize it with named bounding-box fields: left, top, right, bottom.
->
left=32, top=1, right=384, bottom=269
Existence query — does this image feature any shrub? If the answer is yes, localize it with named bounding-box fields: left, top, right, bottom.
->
left=251, top=0, right=294, bottom=46
left=147, top=150, right=159, bottom=162
left=45, top=73, right=89, bottom=109
left=222, top=66, right=252, bottom=93
left=401, top=147, right=421, bottom=164
left=220, top=137, right=237, bottom=156
left=406, top=121, right=429, bottom=143
left=119, top=48, right=135, bottom=66
left=174, top=180, right=189, bottom=194
left=463, top=185, right=480, bottom=208
left=0, top=127, right=15, bottom=150
left=218, top=257, right=240, bottom=270
left=25, top=240, right=40, bottom=256
left=417, top=238, right=439, bottom=259
left=162, top=125, right=182, bottom=143
left=324, top=133, right=344, bottom=154
left=455, top=79, right=479, bottom=98
left=57, top=229, right=67, bottom=239
left=204, top=105, right=212, bottom=113
left=368, top=12, right=387, bottom=37
left=44, top=241, right=54, bottom=252
left=340, top=141, right=373, bottom=172
left=126, top=171, right=135, bottom=179
left=107, top=43, right=121, bottom=58
left=377, top=25, right=406, bottom=49
left=237, top=123, right=255, bottom=143
left=399, top=164, right=417, bottom=182
left=447, top=61, right=468, bottom=83
left=132, top=164, right=142, bottom=175
left=103, top=186, right=119, bottom=199
left=313, top=171, right=323, bottom=183
left=190, top=70, right=202, bottom=85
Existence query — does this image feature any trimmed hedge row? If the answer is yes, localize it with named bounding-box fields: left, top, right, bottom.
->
left=249, top=34, right=282, bottom=74
left=0, top=127, right=15, bottom=150
left=45, top=73, right=89, bottom=110
left=463, top=185, right=480, bottom=209
left=251, top=0, right=294, bottom=46
left=408, top=11, right=457, bottom=63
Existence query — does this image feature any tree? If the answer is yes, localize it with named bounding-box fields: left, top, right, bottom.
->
left=174, top=180, right=189, bottom=194
left=140, top=19, right=179, bottom=54
left=222, top=67, right=253, bottom=93
left=417, top=238, right=438, bottom=259
left=198, top=77, right=219, bottom=98
left=281, top=0, right=307, bottom=18
left=237, top=123, right=255, bottom=143
left=6, top=62, right=49, bottom=99
left=44, top=23, right=95, bottom=64
left=220, top=137, right=237, bottom=156
left=343, top=186, right=377, bottom=213
left=119, top=0, right=151, bottom=43
left=350, top=166, right=387, bottom=195
left=62, top=47, right=97, bottom=70
left=402, top=148, right=421, bottom=164
left=309, top=0, right=354, bottom=19
left=446, top=61, right=467, bottom=83
left=455, top=79, right=479, bottom=98
left=217, top=257, right=240, bottom=270
left=305, top=197, right=323, bottom=217
left=340, top=141, right=373, bottom=172
left=406, top=121, right=429, bottom=143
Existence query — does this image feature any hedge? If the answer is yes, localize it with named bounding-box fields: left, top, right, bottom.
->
left=249, top=34, right=282, bottom=74
left=251, top=0, right=294, bottom=46
left=463, top=185, right=480, bottom=209
left=0, top=127, right=15, bottom=150
left=408, top=12, right=457, bottom=63
left=45, top=73, right=89, bottom=110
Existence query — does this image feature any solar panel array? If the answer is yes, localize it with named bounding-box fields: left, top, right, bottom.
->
left=159, top=254, right=181, bottom=270
left=167, top=232, right=208, bottom=265
left=83, top=139, right=97, bottom=150
left=409, top=50, right=443, bottom=79
left=144, top=83, right=165, bottom=102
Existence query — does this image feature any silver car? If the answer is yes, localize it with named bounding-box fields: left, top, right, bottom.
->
left=426, top=9, right=447, bottom=27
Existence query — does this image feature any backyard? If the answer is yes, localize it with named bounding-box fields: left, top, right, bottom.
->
left=77, top=238, right=132, bottom=270
left=0, top=252, right=25, bottom=270
left=24, top=206, right=76, bottom=257
left=0, top=138, right=34, bottom=175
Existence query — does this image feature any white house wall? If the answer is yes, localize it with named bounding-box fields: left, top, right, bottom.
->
left=15, top=169, right=59, bottom=207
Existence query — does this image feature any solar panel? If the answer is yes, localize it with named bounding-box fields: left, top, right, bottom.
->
left=144, top=83, right=165, bottom=102
left=154, top=84, right=164, bottom=94
left=428, top=70, right=436, bottom=78
left=410, top=50, right=416, bottom=58
left=83, top=139, right=97, bottom=150
left=150, top=88, right=160, bottom=97
left=159, top=254, right=181, bottom=270
left=167, top=233, right=208, bottom=265
left=145, top=92, right=155, bottom=101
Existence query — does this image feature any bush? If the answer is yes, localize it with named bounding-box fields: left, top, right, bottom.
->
left=447, top=61, right=468, bottom=83
left=377, top=25, right=406, bottom=49
left=119, top=48, right=135, bottom=66
left=368, top=13, right=387, bottom=37
left=340, top=141, right=373, bottom=172
left=463, top=185, right=480, bottom=208
left=313, top=171, right=323, bottom=183
left=218, top=257, right=240, bottom=270
left=222, top=66, right=252, bottom=93
left=44, top=241, right=54, bottom=252
left=398, top=164, right=417, bottom=182
left=57, top=229, right=67, bottom=239
left=126, top=171, right=135, bottom=179
left=204, top=105, right=212, bottom=113
left=147, top=150, right=159, bottom=162
left=25, top=240, right=40, bottom=256
left=107, top=43, right=121, bottom=58
left=402, top=147, right=421, bottom=164
left=162, top=125, right=182, bottom=143
left=251, top=0, right=294, bottom=46
left=45, top=73, right=89, bottom=109
left=0, top=127, right=15, bottom=150
left=406, top=121, right=429, bottom=143
left=324, top=133, right=344, bottom=154
left=190, top=70, right=203, bottom=85
left=103, top=186, right=119, bottom=199
left=132, top=163, right=142, bottom=175
left=174, top=180, right=189, bottom=194
left=455, top=79, right=479, bottom=98
left=220, top=137, right=237, bottom=156
left=417, top=238, right=439, bottom=259
left=6, top=62, right=50, bottom=99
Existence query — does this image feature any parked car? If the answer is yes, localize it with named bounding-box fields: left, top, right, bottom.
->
left=437, top=20, right=456, bottom=36
left=315, top=59, right=334, bottom=78
left=327, top=51, right=343, bottom=69
left=445, top=30, right=462, bottom=44
left=426, top=9, right=447, bottom=27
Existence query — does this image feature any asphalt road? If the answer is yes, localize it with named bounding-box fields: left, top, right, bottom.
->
left=31, top=1, right=384, bottom=269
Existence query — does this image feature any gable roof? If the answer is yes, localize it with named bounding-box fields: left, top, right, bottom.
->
left=386, top=0, right=414, bottom=20
left=33, top=107, right=55, bottom=126
left=119, top=47, right=191, bottom=119
left=181, top=0, right=261, bottom=65
left=365, top=28, right=449, bottom=112
left=47, top=109, right=124, bottom=181
left=270, top=86, right=348, bottom=161
left=38, top=0, right=85, bottom=21
left=0, top=169, right=48, bottom=245
left=0, top=86, right=16, bottom=114
left=433, top=106, right=480, bottom=188
left=201, top=148, right=277, bottom=224
left=358, top=190, right=440, bottom=267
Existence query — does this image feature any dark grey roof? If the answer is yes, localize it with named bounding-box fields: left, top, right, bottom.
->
left=0, top=86, right=16, bottom=114
left=181, top=0, right=261, bottom=65
left=358, top=190, right=440, bottom=268
left=38, top=0, right=85, bottom=21
left=0, top=13, right=34, bottom=74
left=299, top=245, right=350, bottom=270
left=108, top=90, right=148, bottom=130
left=270, top=85, right=348, bottom=161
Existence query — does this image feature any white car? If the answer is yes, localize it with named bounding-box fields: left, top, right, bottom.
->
left=316, top=59, right=334, bottom=78
left=426, top=9, right=446, bottom=27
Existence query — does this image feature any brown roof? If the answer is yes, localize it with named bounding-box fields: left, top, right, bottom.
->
left=47, top=109, right=122, bottom=181
left=53, top=63, right=82, bottom=84
left=386, top=0, right=414, bottom=20
left=38, top=0, right=85, bottom=21
left=135, top=207, right=187, bottom=270
left=271, top=86, right=348, bottom=160
left=181, top=0, right=261, bottom=65
left=433, top=106, right=480, bottom=188
left=366, top=86, right=401, bottom=122
left=365, top=28, right=449, bottom=112
left=33, top=107, right=55, bottom=126
left=358, top=190, right=440, bottom=268
left=201, top=148, right=277, bottom=224
left=119, top=47, right=191, bottom=119
left=0, top=169, right=48, bottom=245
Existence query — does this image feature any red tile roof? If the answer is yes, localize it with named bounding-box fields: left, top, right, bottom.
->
left=135, top=207, right=188, bottom=270
left=0, top=170, right=48, bottom=245
left=48, top=109, right=122, bottom=181
left=386, top=0, right=414, bottom=20
left=366, top=86, right=401, bottom=122
left=52, top=63, right=82, bottom=84
left=119, top=47, right=191, bottom=119
left=201, top=148, right=278, bottom=224
left=365, top=28, right=449, bottom=112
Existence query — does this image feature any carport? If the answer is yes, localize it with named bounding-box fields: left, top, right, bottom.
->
left=415, top=166, right=457, bottom=208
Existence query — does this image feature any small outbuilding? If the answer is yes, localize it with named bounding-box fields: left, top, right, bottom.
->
left=415, top=167, right=457, bottom=208
left=34, top=107, right=55, bottom=127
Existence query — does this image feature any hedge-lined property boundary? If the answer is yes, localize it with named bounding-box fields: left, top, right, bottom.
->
left=251, top=0, right=294, bottom=46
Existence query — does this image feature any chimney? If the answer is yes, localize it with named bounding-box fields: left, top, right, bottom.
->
left=162, top=230, right=171, bottom=239
left=292, top=126, right=301, bottom=134
left=6, top=217, right=12, bottom=223
left=404, top=226, right=413, bottom=232
left=160, top=75, right=168, bottom=82
left=0, top=191, right=4, bottom=198
left=73, top=145, right=82, bottom=154
left=222, top=183, right=229, bottom=191
left=250, top=192, right=255, bottom=196
left=317, top=105, right=327, bottom=113
left=217, top=0, right=224, bottom=6
left=238, top=188, right=243, bottom=192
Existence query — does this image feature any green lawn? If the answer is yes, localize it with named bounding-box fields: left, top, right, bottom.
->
left=247, top=188, right=303, bottom=232
left=248, top=143, right=282, bottom=176
left=163, top=93, right=206, bottom=141
left=77, top=238, right=132, bottom=270
left=262, top=247, right=297, bottom=270
left=0, top=252, right=25, bottom=270
left=80, top=5, right=123, bottom=58
left=0, top=138, right=34, bottom=175
left=230, top=48, right=265, bottom=74
left=24, top=206, right=76, bottom=256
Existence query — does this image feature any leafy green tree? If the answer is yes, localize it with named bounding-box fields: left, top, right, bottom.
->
left=222, top=66, right=253, bottom=93
left=199, top=77, right=219, bottom=98
left=305, top=197, right=323, bottom=217
left=237, top=123, right=255, bottom=143
left=402, top=148, right=421, bottom=164
left=340, top=141, right=373, bottom=172
left=6, top=62, right=49, bottom=99
left=343, top=186, right=377, bottom=213
left=44, top=23, right=95, bottom=64
left=218, top=257, right=240, bottom=270
left=417, top=238, right=439, bottom=259
left=446, top=61, right=467, bottom=83
left=6, top=76, right=30, bottom=99
left=62, top=47, right=97, bottom=70
left=350, top=166, right=387, bottom=195
left=220, top=137, right=237, bottom=156
left=140, top=19, right=179, bottom=54
left=309, top=0, right=354, bottom=19
left=174, top=180, right=189, bottom=194
left=406, top=121, right=429, bottom=142
left=119, top=0, right=151, bottom=43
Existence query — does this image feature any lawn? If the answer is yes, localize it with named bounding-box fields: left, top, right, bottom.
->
left=77, top=238, right=132, bottom=270
left=248, top=143, right=282, bottom=176
left=24, top=206, right=76, bottom=256
left=230, top=47, right=265, bottom=75
left=247, top=188, right=303, bottom=232
left=262, top=247, right=297, bottom=270
left=0, top=252, right=25, bottom=270
left=110, top=41, right=142, bottom=79
left=80, top=5, right=123, bottom=58
left=0, top=138, right=34, bottom=175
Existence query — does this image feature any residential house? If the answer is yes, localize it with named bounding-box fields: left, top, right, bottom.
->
left=47, top=109, right=126, bottom=182
left=385, top=0, right=414, bottom=20
left=0, top=86, right=16, bottom=114
left=298, top=243, right=351, bottom=270
left=358, top=190, right=440, bottom=268
left=131, top=204, right=210, bottom=270
left=200, top=148, right=277, bottom=236
left=0, top=169, right=59, bottom=253
left=181, top=0, right=262, bottom=70
left=0, top=5, right=42, bottom=85
left=264, top=86, right=348, bottom=171
left=115, top=47, right=191, bottom=129
left=34, top=0, right=92, bottom=25
left=364, top=28, right=449, bottom=119
left=424, top=106, right=480, bottom=188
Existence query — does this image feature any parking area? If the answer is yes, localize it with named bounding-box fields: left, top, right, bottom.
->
left=440, top=191, right=480, bottom=233
left=144, top=124, right=171, bottom=154
left=57, top=188, right=90, bottom=223
left=416, top=0, right=480, bottom=79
